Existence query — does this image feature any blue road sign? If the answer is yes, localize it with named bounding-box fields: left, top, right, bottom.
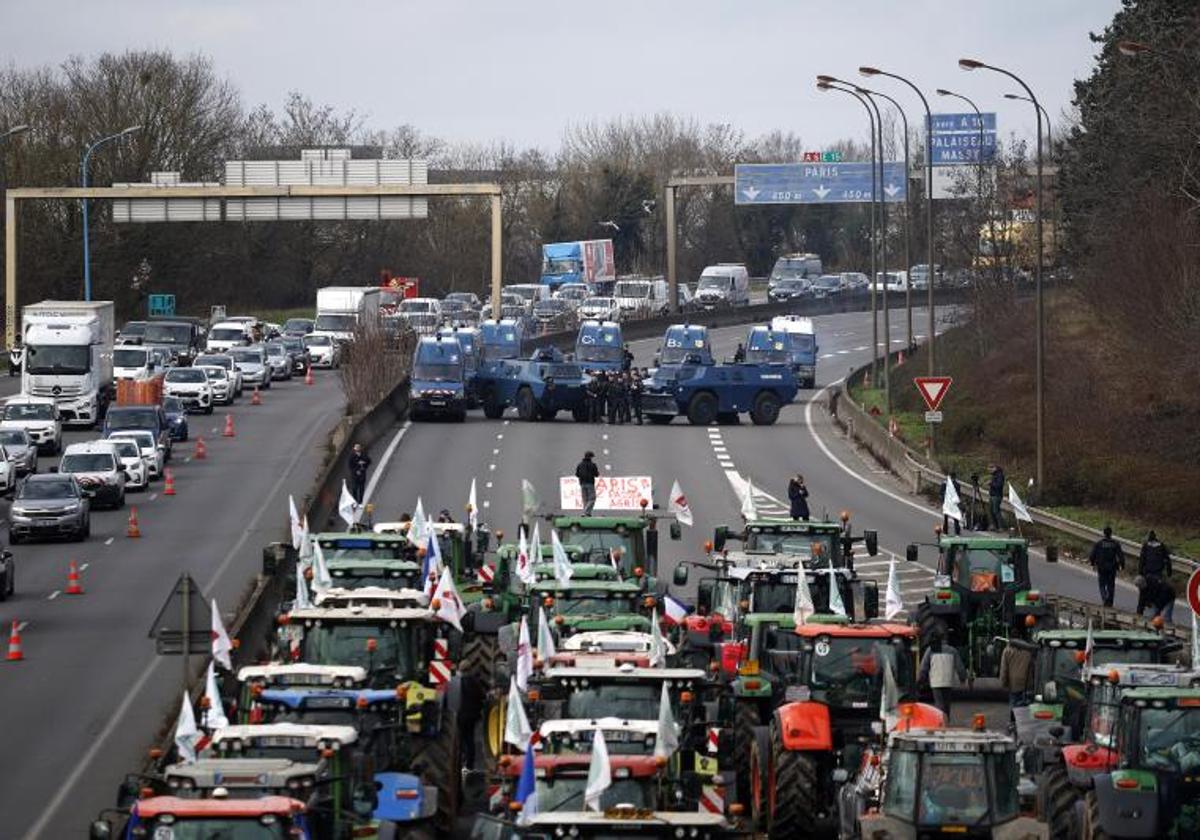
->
left=927, top=112, right=997, bottom=133
left=148, top=294, right=176, bottom=317
left=931, top=133, right=997, bottom=165
left=734, top=162, right=907, bottom=205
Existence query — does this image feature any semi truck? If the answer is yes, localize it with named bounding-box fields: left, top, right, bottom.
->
left=313, top=286, right=381, bottom=343
left=21, top=300, right=115, bottom=427
left=539, top=240, right=615, bottom=290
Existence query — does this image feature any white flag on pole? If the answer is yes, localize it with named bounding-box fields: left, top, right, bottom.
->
left=537, top=606, right=557, bottom=661
left=584, top=727, right=612, bottom=812
left=522, top=479, right=540, bottom=521
left=409, top=497, right=426, bottom=546
left=312, top=541, right=333, bottom=593
left=827, top=556, right=847, bottom=618
left=504, top=676, right=532, bottom=750
left=551, top=529, right=574, bottom=587
left=294, top=558, right=312, bottom=609
left=741, top=476, right=758, bottom=521
left=669, top=480, right=694, bottom=527
left=885, top=554, right=904, bottom=620
left=880, top=657, right=900, bottom=731
left=942, top=478, right=963, bottom=523
left=654, top=681, right=680, bottom=759
left=204, top=662, right=229, bottom=730
left=468, top=478, right=479, bottom=529
left=516, top=616, right=534, bottom=691
left=338, top=480, right=361, bottom=529
left=649, top=607, right=667, bottom=668
left=793, top=567, right=816, bottom=626
left=1008, top=482, right=1033, bottom=523
left=211, top=599, right=233, bottom=670
left=516, top=526, right=536, bottom=586
left=432, top=568, right=466, bottom=632
left=174, top=691, right=200, bottom=763
left=298, top=515, right=312, bottom=563
left=288, top=495, right=304, bottom=550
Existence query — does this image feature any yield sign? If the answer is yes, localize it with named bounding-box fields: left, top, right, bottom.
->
left=1187, top=569, right=1200, bottom=618
left=913, top=377, right=953, bottom=412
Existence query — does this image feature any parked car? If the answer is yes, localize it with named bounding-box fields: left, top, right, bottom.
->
left=106, top=429, right=165, bottom=481
left=163, top=367, right=214, bottom=413
left=768, top=277, right=812, bottom=302
left=109, top=438, right=148, bottom=491
left=302, top=334, right=340, bottom=369
left=0, top=428, right=37, bottom=475
left=161, top=396, right=190, bottom=442
left=228, top=346, right=271, bottom=390
left=613, top=277, right=671, bottom=317
left=1, top=396, right=62, bottom=455
left=103, top=405, right=172, bottom=465
left=192, top=354, right=243, bottom=396
left=553, top=284, right=591, bottom=308
left=196, top=365, right=234, bottom=405
left=695, top=264, right=750, bottom=308
left=577, top=296, right=622, bottom=322
left=281, top=317, right=315, bottom=337
left=143, top=319, right=205, bottom=364
left=400, top=298, right=443, bottom=319
left=908, top=263, right=943, bottom=290
left=59, top=441, right=126, bottom=509
left=8, top=473, right=90, bottom=543
left=279, top=336, right=311, bottom=373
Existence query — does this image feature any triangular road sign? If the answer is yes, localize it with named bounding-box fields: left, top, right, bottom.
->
left=913, top=376, right=953, bottom=412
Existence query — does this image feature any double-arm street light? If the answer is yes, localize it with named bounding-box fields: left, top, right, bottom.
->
left=81, top=125, right=141, bottom=302
left=959, top=57, right=1046, bottom=491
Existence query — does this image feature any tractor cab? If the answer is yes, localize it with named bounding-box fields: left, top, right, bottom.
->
left=714, top=516, right=878, bottom=571
left=528, top=580, right=655, bottom=637
left=548, top=630, right=676, bottom=669
left=911, top=536, right=1051, bottom=680
left=235, top=664, right=369, bottom=719
left=856, top=729, right=1045, bottom=839
left=314, top=532, right=423, bottom=592
left=548, top=513, right=681, bottom=583
left=472, top=810, right=733, bottom=840
left=493, top=753, right=665, bottom=815
left=314, top=585, right=429, bottom=610
left=90, top=796, right=312, bottom=840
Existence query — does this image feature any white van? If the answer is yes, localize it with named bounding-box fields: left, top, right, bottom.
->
left=612, top=277, right=670, bottom=318
left=205, top=321, right=253, bottom=352
left=695, top=264, right=750, bottom=308
left=112, top=345, right=159, bottom=381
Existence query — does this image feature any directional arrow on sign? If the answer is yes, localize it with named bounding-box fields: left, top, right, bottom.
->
left=742, top=186, right=761, bottom=201
left=813, top=185, right=830, bottom=199
left=884, top=183, right=901, bottom=197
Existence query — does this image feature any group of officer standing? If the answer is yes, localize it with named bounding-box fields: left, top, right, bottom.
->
left=583, top=349, right=648, bottom=425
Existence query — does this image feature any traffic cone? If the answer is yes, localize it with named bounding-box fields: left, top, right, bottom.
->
left=163, top=469, right=176, bottom=496
left=194, top=437, right=207, bottom=460
left=65, top=561, right=84, bottom=595
left=223, top=414, right=235, bottom=438
left=7, top=621, right=23, bottom=661
left=304, top=366, right=314, bottom=386
left=251, top=387, right=262, bottom=406
left=127, top=507, right=142, bottom=539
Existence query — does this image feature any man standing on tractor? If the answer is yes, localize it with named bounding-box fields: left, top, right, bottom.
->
left=918, top=631, right=966, bottom=716
left=576, top=451, right=599, bottom=516
left=987, top=464, right=1005, bottom=531
left=1089, top=526, right=1125, bottom=608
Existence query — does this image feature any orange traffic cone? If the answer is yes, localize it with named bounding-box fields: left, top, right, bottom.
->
left=65, top=561, right=84, bottom=595
left=304, top=366, right=314, bottom=386
left=163, top=469, right=176, bottom=496
left=127, top=507, right=142, bottom=538
left=7, top=621, right=23, bottom=661
left=223, top=414, right=235, bottom=437
left=194, top=437, right=207, bottom=460
left=251, top=387, right=262, bottom=406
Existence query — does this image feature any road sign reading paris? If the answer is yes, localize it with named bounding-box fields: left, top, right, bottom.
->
left=734, top=162, right=907, bottom=205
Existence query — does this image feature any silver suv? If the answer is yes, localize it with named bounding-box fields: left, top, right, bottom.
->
left=9, top=473, right=90, bottom=543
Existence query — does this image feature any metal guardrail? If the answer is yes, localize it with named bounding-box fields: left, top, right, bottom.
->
left=831, top=358, right=1200, bottom=576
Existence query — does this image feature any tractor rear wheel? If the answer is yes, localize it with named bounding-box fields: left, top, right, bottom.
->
left=768, top=723, right=824, bottom=839
left=516, top=387, right=537, bottom=421
left=1083, top=790, right=1111, bottom=840
left=750, top=391, right=782, bottom=425
left=410, top=721, right=462, bottom=834
left=1036, top=765, right=1077, bottom=840
left=460, top=634, right=499, bottom=693
left=732, top=702, right=761, bottom=801
left=915, top=602, right=951, bottom=653
left=748, top=724, right=772, bottom=830
left=686, top=392, right=719, bottom=425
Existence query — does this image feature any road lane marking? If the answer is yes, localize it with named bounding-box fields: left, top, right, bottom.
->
left=104, top=538, right=114, bottom=546
left=493, top=448, right=500, bottom=455
left=16, top=621, right=27, bottom=632
left=605, top=464, right=612, bottom=470
left=496, top=434, right=503, bottom=439
left=483, top=501, right=491, bottom=508
left=489, top=464, right=497, bottom=471
left=485, top=481, right=493, bottom=489
left=80, top=563, right=89, bottom=571
left=361, top=421, right=412, bottom=505
left=47, top=590, right=60, bottom=600
left=149, top=493, right=158, bottom=501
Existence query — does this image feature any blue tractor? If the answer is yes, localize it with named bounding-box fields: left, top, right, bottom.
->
left=573, top=320, right=625, bottom=375
left=475, top=346, right=591, bottom=421
left=642, top=323, right=799, bottom=425
left=409, top=335, right=468, bottom=421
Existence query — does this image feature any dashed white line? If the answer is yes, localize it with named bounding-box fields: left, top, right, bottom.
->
left=80, top=563, right=89, bottom=571
left=605, top=464, right=612, bottom=470
left=485, top=481, right=493, bottom=489
left=853, top=345, right=869, bottom=351
left=16, top=620, right=28, bottom=632
left=713, top=446, right=727, bottom=453
left=837, top=349, right=851, bottom=355
left=492, top=448, right=500, bottom=455
left=149, top=493, right=158, bottom=501
left=602, top=433, right=609, bottom=441
left=104, top=537, right=114, bottom=546
left=483, top=501, right=491, bottom=508
left=47, top=590, right=60, bottom=600
left=496, top=433, right=504, bottom=439
left=603, top=448, right=610, bottom=456
left=489, top=464, right=497, bottom=471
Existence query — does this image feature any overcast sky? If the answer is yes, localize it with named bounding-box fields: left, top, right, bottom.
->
left=2, top=0, right=1121, bottom=154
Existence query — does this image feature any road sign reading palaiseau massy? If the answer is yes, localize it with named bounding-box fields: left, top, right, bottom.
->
left=928, top=112, right=998, bottom=166
left=734, top=162, right=907, bottom=205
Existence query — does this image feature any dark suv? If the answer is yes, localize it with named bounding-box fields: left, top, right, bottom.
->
left=102, top=405, right=173, bottom=462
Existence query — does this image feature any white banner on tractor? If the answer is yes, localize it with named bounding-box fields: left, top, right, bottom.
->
left=559, top=476, right=653, bottom=511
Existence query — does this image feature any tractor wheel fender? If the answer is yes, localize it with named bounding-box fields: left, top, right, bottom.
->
left=1062, top=742, right=1116, bottom=776
left=773, top=701, right=833, bottom=751
left=890, top=701, right=946, bottom=732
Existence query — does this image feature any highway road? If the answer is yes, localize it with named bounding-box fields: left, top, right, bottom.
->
left=0, top=371, right=345, bottom=839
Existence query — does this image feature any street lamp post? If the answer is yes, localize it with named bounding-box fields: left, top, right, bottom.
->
left=1, top=126, right=30, bottom=340
left=859, top=66, right=936, bottom=376
left=858, top=89, right=891, bottom=413
left=959, top=58, right=1045, bottom=491
left=81, top=125, right=140, bottom=302
left=1005, top=93, right=1056, bottom=263
left=936, top=89, right=995, bottom=275
left=818, top=79, right=880, bottom=386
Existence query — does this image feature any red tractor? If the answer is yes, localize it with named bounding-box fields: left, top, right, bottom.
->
left=745, top=621, right=939, bottom=839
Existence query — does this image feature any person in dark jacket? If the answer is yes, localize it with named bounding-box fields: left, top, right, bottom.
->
left=733, top=343, right=746, bottom=363
left=788, top=475, right=810, bottom=521
left=348, top=442, right=371, bottom=503
left=987, top=464, right=1005, bottom=531
left=629, top=371, right=644, bottom=425
left=1137, top=531, right=1173, bottom=619
left=607, top=375, right=626, bottom=425
left=621, top=345, right=634, bottom=373
left=576, top=451, right=600, bottom=515
left=1089, top=526, right=1125, bottom=607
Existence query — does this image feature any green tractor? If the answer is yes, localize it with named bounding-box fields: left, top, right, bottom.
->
left=275, top=603, right=463, bottom=833
left=542, top=511, right=682, bottom=591
left=712, top=515, right=879, bottom=571
left=908, top=535, right=1054, bottom=680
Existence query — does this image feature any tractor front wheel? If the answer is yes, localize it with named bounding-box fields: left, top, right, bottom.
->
left=410, top=723, right=462, bottom=834
left=1036, top=765, right=1078, bottom=840
left=732, top=702, right=761, bottom=802
left=768, top=723, right=825, bottom=839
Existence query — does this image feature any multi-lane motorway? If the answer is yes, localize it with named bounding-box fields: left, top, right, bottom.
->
left=0, top=305, right=1140, bottom=837
left=0, top=372, right=345, bottom=839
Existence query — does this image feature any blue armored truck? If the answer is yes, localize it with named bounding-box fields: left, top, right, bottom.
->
left=573, top=320, right=625, bottom=374
left=474, top=346, right=590, bottom=421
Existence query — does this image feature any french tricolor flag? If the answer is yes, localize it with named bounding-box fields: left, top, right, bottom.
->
left=662, top=593, right=691, bottom=626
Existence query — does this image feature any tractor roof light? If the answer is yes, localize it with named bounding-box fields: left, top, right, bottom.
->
left=972, top=714, right=986, bottom=731
left=704, top=541, right=713, bottom=552
left=1025, top=615, right=1037, bottom=627
left=1108, top=669, right=1121, bottom=684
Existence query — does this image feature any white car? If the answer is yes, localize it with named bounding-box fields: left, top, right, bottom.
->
left=196, top=365, right=234, bottom=405
left=192, top=353, right=243, bottom=397
left=59, top=441, right=126, bottom=509
left=112, top=345, right=160, bottom=381
left=108, top=438, right=148, bottom=491
left=163, top=367, right=214, bottom=413
left=106, top=429, right=164, bottom=480
left=205, top=321, right=254, bottom=352
left=1, top=396, right=63, bottom=455
left=303, top=334, right=340, bottom=368
left=577, top=297, right=621, bottom=322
